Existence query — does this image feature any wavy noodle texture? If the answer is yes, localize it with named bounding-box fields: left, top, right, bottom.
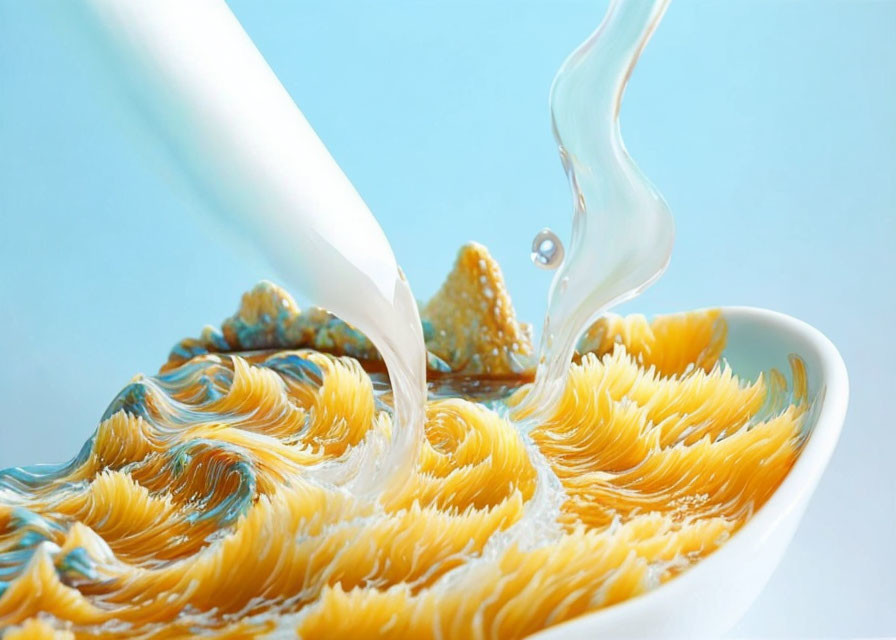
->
left=0, top=247, right=809, bottom=639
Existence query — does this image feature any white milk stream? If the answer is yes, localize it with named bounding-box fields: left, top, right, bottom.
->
left=74, top=0, right=426, bottom=492
left=75, top=0, right=672, bottom=490
left=520, top=0, right=675, bottom=418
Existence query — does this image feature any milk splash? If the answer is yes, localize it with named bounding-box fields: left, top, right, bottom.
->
left=519, top=0, right=675, bottom=417
left=73, top=0, right=427, bottom=492
left=75, top=0, right=673, bottom=485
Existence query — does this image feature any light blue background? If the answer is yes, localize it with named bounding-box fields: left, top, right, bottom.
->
left=1, top=1, right=893, bottom=636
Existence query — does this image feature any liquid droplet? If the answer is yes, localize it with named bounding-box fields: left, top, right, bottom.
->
left=530, top=228, right=565, bottom=270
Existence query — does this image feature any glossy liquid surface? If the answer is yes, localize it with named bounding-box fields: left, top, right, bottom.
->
left=75, top=0, right=428, bottom=493
left=520, top=0, right=675, bottom=417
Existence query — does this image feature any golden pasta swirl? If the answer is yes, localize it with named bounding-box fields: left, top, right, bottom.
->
left=0, top=245, right=808, bottom=639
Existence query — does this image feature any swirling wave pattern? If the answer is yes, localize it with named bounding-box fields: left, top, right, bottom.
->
left=0, top=246, right=807, bottom=638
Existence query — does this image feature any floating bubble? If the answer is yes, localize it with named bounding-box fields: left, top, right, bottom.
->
left=530, top=229, right=565, bottom=270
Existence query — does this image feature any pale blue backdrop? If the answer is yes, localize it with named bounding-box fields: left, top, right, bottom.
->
left=1, top=1, right=893, bottom=636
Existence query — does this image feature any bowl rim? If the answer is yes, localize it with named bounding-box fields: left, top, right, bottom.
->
left=529, top=305, right=849, bottom=636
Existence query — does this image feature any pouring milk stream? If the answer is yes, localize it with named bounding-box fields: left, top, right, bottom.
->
left=73, top=0, right=426, bottom=493
left=519, top=0, right=675, bottom=418
left=75, top=0, right=674, bottom=480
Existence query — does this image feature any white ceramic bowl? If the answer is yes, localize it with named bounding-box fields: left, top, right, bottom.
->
left=530, top=306, right=849, bottom=639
